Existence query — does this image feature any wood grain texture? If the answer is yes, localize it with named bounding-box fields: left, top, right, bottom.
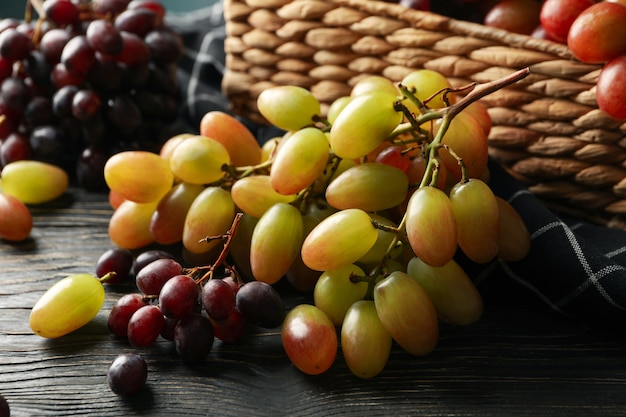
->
left=1, top=188, right=626, bottom=417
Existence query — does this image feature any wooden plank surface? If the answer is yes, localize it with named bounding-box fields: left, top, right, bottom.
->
left=2, top=188, right=626, bottom=416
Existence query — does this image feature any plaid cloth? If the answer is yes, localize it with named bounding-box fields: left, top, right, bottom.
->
left=166, top=3, right=626, bottom=327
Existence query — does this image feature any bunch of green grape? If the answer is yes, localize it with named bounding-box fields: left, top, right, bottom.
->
left=32, top=67, right=532, bottom=381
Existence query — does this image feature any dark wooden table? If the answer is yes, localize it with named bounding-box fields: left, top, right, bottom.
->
left=2, top=187, right=626, bottom=417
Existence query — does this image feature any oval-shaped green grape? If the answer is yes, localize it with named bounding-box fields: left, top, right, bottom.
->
left=109, top=199, right=158, bottom=250
left=449, top=179, right=500, bottom=264
left=0, top=192, right=32, bottom=241
left=374, top=271, right=438, bottom=356
left=250, top=202, right=304, bottom=285
left=29, top=273, right=105, bottom=338
left=313, top=264, right=368, bottom=326
left=351, top=75, right=400, bottom=98
left=1, top=160, right=69, bottom=204
left=327, top=96, right=351, bottom=125
left=325, top=162, right=409, bottom=212
left=329, top=91, right=403, bottom=160
left=405, top=186, right=457, bottom=267
left=150, top=182, right=205, bottom=245
left=270, top=127, right=330, bottom=195
left=104, top=151, right=173, bottom=204
left=301, top=208, right=378, bottom=272
left=341, top=300, right=392, bottom=379
left=169, top=135, right=230, bottom=185
left=231, top=175, right=297, bottom=218
left=257, top=85, right=321, bottom=131
left=407, top=256, right=483, bottom=325
left=281, top=304, right=337, bottom=375
left=183, top=186, right=235, bottom=254
left=357, top=213, right=402, bottom=267
left=496, top=196, right=531, bottom=262
left=401, top=69, right=455, bottom=112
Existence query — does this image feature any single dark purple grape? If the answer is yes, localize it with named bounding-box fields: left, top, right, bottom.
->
left=1, top=77, right=31, bottom=111
left=235, top=281, right=286, bottom=329
left=0, top=28, right=33, bottom=61
left=52, top=84, right=79, bottom=117
left=115, top=32, right=151, bottom=68
left=29, top=125, right=66, bottom=165
left=174, top=313, right=214, bottom=363
left=1, top=132, right=31, bottom=167
left=0, top=393, right=9, bottom=417
left=135, top=257, right=182, bottom=296
left=159, top=274, right=199, bottom=320
left=23, top=96, right=54, bottom=129
left=108, top=293, right=148, bottom=337
left=202, top=278, right=236, bottom=321
left=106, top=94, right=143, bottom=133
left=51, top=62, right=85, bottom=89
left=144, top=29, right=183, bottom=64
left=96, top=247, right=134, bottom=284
left=94, top=0, right=133, bottom=15
left=40, top=28, right=71, bottom=64
left=107, top=353, right=148, bottom=397
left=114, top=8, right=160, bottom=38
left=71, top=89, right=101, bottom=121
left=86, top=19, right=124, bottom=56
left=128, top=0, right=166, bottom=19
left=43, top=0, right=80, bottom=27
left=76, top=145, right=108, bottom=191
left=24, top=51, right=52, bottom=87
left=133, top=249, right=177, bottom=275
left=60, top=35, right=96, bottom=76
left=127, top=304, right=164, bottom=348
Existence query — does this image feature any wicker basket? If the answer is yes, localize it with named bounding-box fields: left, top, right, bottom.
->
left=221, top=0, right=626, bottom=228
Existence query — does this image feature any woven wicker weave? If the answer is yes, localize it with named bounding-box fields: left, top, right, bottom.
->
left=221, top=0, right=626, bottom=227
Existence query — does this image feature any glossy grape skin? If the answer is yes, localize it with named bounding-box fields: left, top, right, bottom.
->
left=270, top=127, right=330, bottom=195
left=301, top=208, right=378, bottom=272
left=231, top=175, right=297, bottom=218
left=374, top=271, right=438, bottom=356
left=149, top=182, right=205, bottom=245
left=127, top=304, right=164, bottom=348
left=405, top=186, right=457, bottom=267
left=0, top=193, right=32, bottom=241
left=135, top=257, right=183, bottom=296
left=325, top=162, right=409, bottom=212
left=43, top=0, right=80, bottom=26
left=159, top=275, right=199, bottom=320
left=29, top=273, right=105, bottom=338
left=250, top=202, right=304, bottom=285
left=568, top=2, right=626, bottom=64
left=483, top=0, right=541, bottom=35
left=341, top=300, right=392, bottom=379
left=313, top=264, right=368, bottom=326
left=108, top=199, right=158, bottom=250
left=174, top=313, right=214, bottom=363
left=407, top=257, right=483, bottom=325
left=0, top=160, right=68, bottom=204
left=350, top=75, right=400, bottom=98
left=95, top=247, right=134, bottom=284
left=108, top=293, right=148, bottom=337
left=104, top=151, right=173, bottom=203
left=86, top=19, right=124, bottom=55
left=495, top=196, right=531, bottom=262
left=236, top=281, right=285, bottom=328
left=329, top=91, right=403, bottom=160
left=107, top=353, right=148, bottom=397
left=257, top=85, right=321, bottom=131
left=133, top=249, right=177, bottom=275
left=202, top=278, right=236, bottom=321
left=281, top=304, right=337, bottom=375
left=596, top=55, right=626, bottom=121
left=182, top=186, right=235, bottom=254
left=449, top=179, right=500, bottom=264
left=540, top=0, right=592, bottom=42
left=199, top=111, right=262, bottom=167
left=210, top=308, right=245, bottom=343
left=169, top=135, right=230, bottom=185
left=401, top=69, right=455, bottom=111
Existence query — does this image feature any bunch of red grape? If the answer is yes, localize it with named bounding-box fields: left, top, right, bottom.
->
left=0, top=0, right=183, bottom=190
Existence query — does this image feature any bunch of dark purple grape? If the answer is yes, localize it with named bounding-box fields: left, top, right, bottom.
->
left=0, top=0, right=184, bottom=190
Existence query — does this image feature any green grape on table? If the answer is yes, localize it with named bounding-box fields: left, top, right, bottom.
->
left=199, top=110, right=262, bottom=167
left=341, top=300, right=392, bottom=379
left=400, top=68, right=456, bottom=112
left=324, top=162, right=409, bottom=212
left=231, top=175, right=297, bottom=218
left=109, top=199, right=158, bottom=250
left=257, top=85, right=321, bottom=131
left=0, top=160, right=68, bottom=204
left=270, top=127, right=330, bottom=195
left=169, top=135, right=230, bottom=185
left=407, top=257, right=484, bottom=325
left=30, top=273, right=106, bottom=338
left=374, top=271, right=439, bottom=357
left=301, top=208, right=378, bottom=272
left=249, top=202, right=304, bottom=285
left=183, top=186, right=235, bottom=254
